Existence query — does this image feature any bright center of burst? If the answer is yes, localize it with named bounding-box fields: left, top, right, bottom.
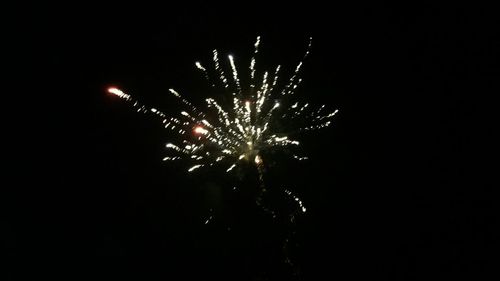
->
left=194, top=126, right=208, bottom=135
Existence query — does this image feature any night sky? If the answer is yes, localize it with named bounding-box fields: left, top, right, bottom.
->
left=5, top=3, right=497, bottom=280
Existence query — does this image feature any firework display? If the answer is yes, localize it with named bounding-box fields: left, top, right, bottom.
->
left=108, top=36, right=338, bottom=179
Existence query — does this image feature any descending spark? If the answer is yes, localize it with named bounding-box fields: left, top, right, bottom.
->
left=204, top=215, right=213, bottom=224
left=285, top=189, right=307, bottom=213
left=293, top=155, right=309, bottom=161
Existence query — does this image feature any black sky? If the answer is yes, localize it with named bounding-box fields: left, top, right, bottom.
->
left=5, top=3, right=497, bottom=280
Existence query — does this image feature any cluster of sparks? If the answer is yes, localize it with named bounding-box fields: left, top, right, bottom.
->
left=108, top=36, right=338, bottom=178
left=109, top=37, right=339, bottom=275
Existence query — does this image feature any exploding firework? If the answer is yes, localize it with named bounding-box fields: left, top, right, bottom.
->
left=108, top=36, right=338, bottom=178
left=109, top=36, right=339, bottom=278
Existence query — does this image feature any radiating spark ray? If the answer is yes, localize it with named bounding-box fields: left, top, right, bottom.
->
left=228, top=55, right=241, bottom=92
left=249, top=36, right=261, bottom=88
left=108, top=87, right=130, bottom=99
left=213, top=49, right=229, bottom=88
left=280, top=37, right=313, bottom=96
left=195, top=61, right=211, bottom=84
left=108, top=37, right=342, bottom=279
left=188, top=164, right=203, bottom=172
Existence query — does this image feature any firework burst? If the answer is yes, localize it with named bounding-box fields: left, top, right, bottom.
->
left=108, top=36, right=338, bottom=178
left=109, top=36, right=339, bottom=278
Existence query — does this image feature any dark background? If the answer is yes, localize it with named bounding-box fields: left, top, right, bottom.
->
left=5, top=3, right=497, bottom=280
